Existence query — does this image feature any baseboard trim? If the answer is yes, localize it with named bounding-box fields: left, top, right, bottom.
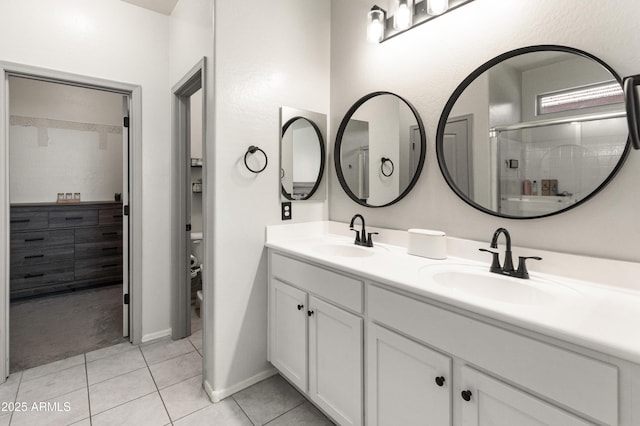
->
left=204, top=368, right=277, bottom=402
left=141, top=328, right=171, bottom=343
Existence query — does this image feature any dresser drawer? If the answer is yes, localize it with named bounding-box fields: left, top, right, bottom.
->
left=99, top=207, right=124, bottom=225
left=270, top=252, right=363, bottom=313
left=10, top=262, right=75, bottom=290
left=75, top=225, right=122, bottom=243
left=368, top=285, right=618, bottom=425
left=11, top=245, right=74, bottom=267
left=10, top=229, right=74, bottom=250
left=75, top=241, right=123, bottom=260
left=75, top=256, right=122, bottom=280
left=49, top=209, right=98, bottom=228
left=10, top=209, right=48, bottom=231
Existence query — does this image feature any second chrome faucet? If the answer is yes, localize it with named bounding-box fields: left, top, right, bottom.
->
left=480, top=227, right=542, bottom=279
left=349, top=214, right=378, bottom=247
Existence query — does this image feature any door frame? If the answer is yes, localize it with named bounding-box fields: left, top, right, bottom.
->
left=171, top=59, right=206, bottom=340
left=0, top=61, right=143, bottom=379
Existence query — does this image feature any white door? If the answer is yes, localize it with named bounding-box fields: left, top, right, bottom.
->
left=308, top=296, right=363, bottom=426
left=269, top=279, right=308, bottom=391
left=460, top=366, right=594, bottom=426
left=121, top=96, right=130, bottom=337
left=444, top=117, right=473, bottom=198
left=367, top=324, right=452, bottom=426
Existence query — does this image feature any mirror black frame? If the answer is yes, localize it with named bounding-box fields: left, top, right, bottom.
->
left=335, top=91, right=427, bottom=208
left=436, top=45, right=631, bottom=220
left=280, top=116, right=326, bottom=201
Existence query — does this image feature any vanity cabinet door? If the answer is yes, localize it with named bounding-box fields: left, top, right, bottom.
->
left=269, top=279, right=308, bottom=391
left=460, top=366, right=594, bottom=426
left=367, top=324, right=452, bottom=426
left=308, top=296, right=363, bottom=426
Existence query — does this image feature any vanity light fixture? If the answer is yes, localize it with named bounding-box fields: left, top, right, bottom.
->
left=367, top=0, right=474, bottom=43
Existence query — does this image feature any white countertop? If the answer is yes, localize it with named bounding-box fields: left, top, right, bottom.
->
left=265, top=221, right=640, bottom=365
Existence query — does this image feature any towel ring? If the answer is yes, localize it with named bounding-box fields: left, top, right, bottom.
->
left=244, top=146, right=268, bottom=173
left=381, top=157, right=394, bottom=177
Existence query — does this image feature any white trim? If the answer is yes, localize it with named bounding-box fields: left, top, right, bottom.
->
left=205, top=368, right=277, bottom=402
left=141, top=328, right=172, bottom=343
left=0, top=61, right=144, bottom=380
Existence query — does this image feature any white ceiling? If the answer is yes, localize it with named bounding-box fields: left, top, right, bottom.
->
left=120, top=0, right=178, bottom=15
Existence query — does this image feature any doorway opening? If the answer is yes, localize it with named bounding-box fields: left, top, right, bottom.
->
left=171, top=60, right=206, bottom=340
left=0, top=62, right=143, bottom=380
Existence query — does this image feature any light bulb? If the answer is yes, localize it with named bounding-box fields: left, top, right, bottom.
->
left=367, top=7, right=385, bottom=43
left=394, top=0, right=413, bottom=30
left=427, top=0, right=449, bottom=15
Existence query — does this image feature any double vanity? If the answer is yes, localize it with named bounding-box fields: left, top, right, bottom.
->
left=265, top=221, right=640, bottom=426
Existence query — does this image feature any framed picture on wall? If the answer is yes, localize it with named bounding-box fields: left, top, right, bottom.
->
left=73, top=193, right=81, bottom=200
left=57, top=193, right=64, bottom=202
left=65, top=193, right=73, bottom=200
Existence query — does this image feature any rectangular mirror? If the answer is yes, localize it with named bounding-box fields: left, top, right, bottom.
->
left=280, top=107, right=327, bottom=202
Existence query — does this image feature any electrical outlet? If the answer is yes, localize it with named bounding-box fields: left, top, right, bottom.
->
left=281, top=202, right=292, bottom=220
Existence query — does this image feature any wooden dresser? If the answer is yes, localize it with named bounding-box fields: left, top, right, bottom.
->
left=10, top=202, right=123, bottom=300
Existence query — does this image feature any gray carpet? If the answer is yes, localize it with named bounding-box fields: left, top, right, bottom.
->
left=10, top=284, right=127, bottom=373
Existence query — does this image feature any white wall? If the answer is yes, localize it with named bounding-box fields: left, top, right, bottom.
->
left=330, top=0, right=640, bottom=262
left=0, top=0, right=172, bottom=340
left=9, top=77, right=123, bottom=203
left=212, top=0, right=330, bottom=397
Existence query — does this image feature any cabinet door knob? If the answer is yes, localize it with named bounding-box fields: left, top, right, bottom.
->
left=461, top=390, right=472, bottom=401
left=307, top=310, right=314, bottom=317
left=435, top=376, right=445, bottom=387
left=297, top=304, right=304, bottom=310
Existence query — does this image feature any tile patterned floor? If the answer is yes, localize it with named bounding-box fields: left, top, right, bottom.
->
left=0, top=333, right=334, bottom=425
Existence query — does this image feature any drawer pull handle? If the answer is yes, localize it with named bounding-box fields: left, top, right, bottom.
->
left=66, top=217, right=83, bottom=220
left=24, top=254, right=45, bottom=259
left=102, top=247, right=118, bottom=252
left=112, top=215, right=123, bottom=218
left=461, top=390, right=472, bottom=402
left=307, top=310, right=314, bottom=317
left=24, top=273, right=44, bottom=279
left=102, top=232, right=118, bottom=236
left=11, top=219, right=30, bottom=223
left=297, top=304, right=304, bottom=310
left=102, top=264, right=119, bottom=268
left=25, top=237, right=45, bottom=242
left=435, top=376, right=445, bottom=387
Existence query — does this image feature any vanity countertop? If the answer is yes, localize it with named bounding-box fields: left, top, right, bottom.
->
left=265, top=221, right=640, bottom=365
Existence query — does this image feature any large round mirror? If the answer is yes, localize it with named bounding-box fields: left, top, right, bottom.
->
left=335, top=91, right=426, bottom=207
left=280, top=116, right=325, bottom=200
left=437, top=45, right=630, bottom=219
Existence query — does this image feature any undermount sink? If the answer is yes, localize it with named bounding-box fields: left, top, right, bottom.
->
left=312, top=241, right=380, bottom=258
left=419, top=264, right=576, bottom=306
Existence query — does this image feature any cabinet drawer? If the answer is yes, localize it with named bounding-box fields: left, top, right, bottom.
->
left=11, top=245, right=74, bottom=267
left=75, top=241, right=123, bottom=260
left=10, top=209, right=48, bottom=231
left=75, top=256, right=122, bottom=280
left=368, top=285, right=618, bottom=425
left=10, top=229, right=74, bottom=250
left=75, top=225, right=122, bottom=243
left=271, top=252, right=363, bottom=313
left=99, top=208, right=124, bottom=225
left=10, top=262, right=75, bottom=290
left=49, top=209, right=98, bottom=228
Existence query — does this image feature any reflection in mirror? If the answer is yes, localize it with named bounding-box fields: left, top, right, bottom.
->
left=280, top=107, right=327, bottom=201
left=437, top=46, right=630, bottom=219
left=335, top=92, right=426, bottom=207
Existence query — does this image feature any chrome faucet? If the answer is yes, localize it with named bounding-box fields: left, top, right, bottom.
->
left=479, top=227, right=542, bottom=279
left=349, top=214, right=378, bottom=247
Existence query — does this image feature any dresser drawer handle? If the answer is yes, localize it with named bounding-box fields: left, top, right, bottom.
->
left=11, top=219, right=30, bottom=224
left=25, top=237, right=45, bottom=242
left=101, top=264, right=119, bottom=268
left=102, top=247, right=118, bottom=252
left=112, top=214, right=123, bottom=218
left=24, top=273, right=44, bottom=279
left=65, top=216, right=83, bottom=221
left=102, top=232, right=118, bottom=236
left=24, top=254, right=45, bottom=259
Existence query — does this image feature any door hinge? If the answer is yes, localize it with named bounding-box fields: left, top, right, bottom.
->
left=123, top=116, right=130, bottom=128
left=186, top=224, right=192, bottom=232
left=123, top=205, right=129, bottom=216
left=123, top=293, right=130, bottom=305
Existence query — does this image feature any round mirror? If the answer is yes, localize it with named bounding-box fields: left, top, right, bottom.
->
left=437, top=45, right=630, bottom=219
left=335, top=91, right=426, bottom=207
left=280, top=116, right=325, bottom=200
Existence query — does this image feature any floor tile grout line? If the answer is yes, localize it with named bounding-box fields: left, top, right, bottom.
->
left=89, top=389, right=158, bottom=420
left=18, top=357, right=86, bottom=385
left=230, top=395, right=258, bottom=426
left=84, top=353, right=92, bottom=426
left=9, top=371, right=24, bottom=425
left=261, top=399, right=309, bottom=426
left=140, top=344, right=173, bottom=423
left=87, top=364, right=149, bottom=388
